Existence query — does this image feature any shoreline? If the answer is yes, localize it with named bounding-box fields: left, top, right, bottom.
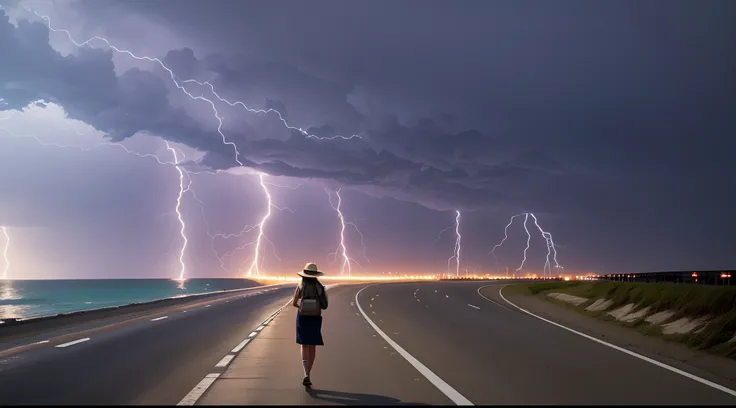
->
left=0, top=281, right=291, bottom=329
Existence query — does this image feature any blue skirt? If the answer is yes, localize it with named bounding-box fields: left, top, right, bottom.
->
left=296, top=313, right=324, bottom=346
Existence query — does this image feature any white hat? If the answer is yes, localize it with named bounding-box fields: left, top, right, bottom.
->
left=297, top=262, right=325, bottom=278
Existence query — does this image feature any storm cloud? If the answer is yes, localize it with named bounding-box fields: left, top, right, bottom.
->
left=1, top=0, right=735, bottom=278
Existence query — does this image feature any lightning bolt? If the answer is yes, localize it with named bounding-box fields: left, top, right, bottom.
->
left=516, top=213, right=532, bottom=272
left=188, top=81, right=362, bottom=141
left=1, top=226, right=9, bottom=280
left=529, top=213, right=563, bottom=276
left=326, top=188, right=363, bottom=276
left=446, top=210, right=461, bottom=276
left=0, top=125, right=177, bottom=166
left=30, top=9, right=360, bottom=147
left=166, top=142, right=190, bottom=281
left=245, top=173, right=273, bottom=277
left=489, top=213, right=524, bottom=272
left=0, top=121, right=200, bottom=280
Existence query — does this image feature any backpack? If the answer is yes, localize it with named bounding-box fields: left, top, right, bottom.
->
left=299, top=280, right=328, bottom=316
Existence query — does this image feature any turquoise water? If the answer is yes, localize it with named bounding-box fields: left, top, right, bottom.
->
left=0, top=279, right=261, bottom=320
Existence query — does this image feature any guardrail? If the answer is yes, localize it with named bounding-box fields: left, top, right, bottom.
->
left=594, top=270, right=734, bottom=286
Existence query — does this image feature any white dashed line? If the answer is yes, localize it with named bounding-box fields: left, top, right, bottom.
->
left=205, top=304, right=211, bottom=308
left=182, top=310, right=188, bottom=313
left=255, top=325, right=265, bottom=332
left=151, top=316, right=168, bottom=321
left=248, top=331, right=258, bottom=338
left=215, top=354, right=235, bottom=368
left=498, top=286, right=736, bottom=398
left=56, top=338, right=90, bottom=348
left=178, top=373, right=221, bottom=406
left=357, top=285, right=473, bottom=406
left=467, top=304, right=480, bottom=310
left=231, top=339, right=251, bottom=353
left=32, top=340, right=50, bottom=345
left=445, top=295, right=450, bottom=299
left=370, top=304, right=373, bottom=308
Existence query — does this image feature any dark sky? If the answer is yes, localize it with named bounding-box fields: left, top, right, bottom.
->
left=0, top=0, right=734, bottom=279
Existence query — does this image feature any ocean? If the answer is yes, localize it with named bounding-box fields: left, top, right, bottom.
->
left=0, top=278, right=261, bottom=321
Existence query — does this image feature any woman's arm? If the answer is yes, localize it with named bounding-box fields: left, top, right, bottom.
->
left=292, top=285, right=300, bottom=308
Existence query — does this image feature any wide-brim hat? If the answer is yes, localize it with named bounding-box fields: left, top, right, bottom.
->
left=297, top=262, right=324, bottom=278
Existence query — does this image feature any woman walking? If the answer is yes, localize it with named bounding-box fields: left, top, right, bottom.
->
left=292, top=262, right=328, bottom=387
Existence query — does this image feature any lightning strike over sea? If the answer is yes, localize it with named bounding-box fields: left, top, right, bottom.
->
left=166, top=142, right=191, bottom=281
left=246, top=173, right=273, bottom=277
left=1, top=226, right=9, bottom=280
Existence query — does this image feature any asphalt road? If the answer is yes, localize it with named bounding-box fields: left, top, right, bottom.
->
left=3, top=281, right=736, bottom=405
left=0, top=284, right=296, bottom=405
left=355, top=281, right=736, bottom=405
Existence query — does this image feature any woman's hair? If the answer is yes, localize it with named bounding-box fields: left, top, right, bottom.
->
left=301, top=276, right=320, bottom=289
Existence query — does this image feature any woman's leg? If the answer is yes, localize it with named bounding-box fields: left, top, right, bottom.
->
left=300, top=345, right=309, bottom=378
left=307, top=345, right=316, bottom=374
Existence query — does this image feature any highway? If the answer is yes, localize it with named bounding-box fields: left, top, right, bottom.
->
left=2, top=281, right=736, bottom=405
left=0, top=284, right=296, bottom=405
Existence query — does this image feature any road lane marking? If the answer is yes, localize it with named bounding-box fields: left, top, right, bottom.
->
left=56, top=338, right=90, bottom=348
left=205, top=304, right=211, bottom=308
left=182, top=310, right=188, bottom=313
left=178, top=373, right=220, bottom=406
left=32, top=340, right=50, bottom=345
left=467, top=304, right=480, bottom=310
left=231, top=339, right=251, bottom=353
left=178, top=286, right=339, bottom=406
left=445, top=295, right=450, bottom=299
left=151, top=316, right=168, bottom=321
left=476, top=286, right=517, bottom=312
left=215, top=354, right=235, bottom=368
left=498, top=286, right=736, bottom=398
left=356, top=285, right=474, bottom=406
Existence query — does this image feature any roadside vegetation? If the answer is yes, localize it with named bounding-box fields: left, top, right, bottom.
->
left=506, top=281, right=736, bottom=358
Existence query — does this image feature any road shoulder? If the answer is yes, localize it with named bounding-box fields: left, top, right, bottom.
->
left=479, top=284, right=736, bottom=391
left=198, top=285, right=451, bottom=405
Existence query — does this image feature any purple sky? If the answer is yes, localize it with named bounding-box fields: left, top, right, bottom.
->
left=0, top=0, right=734, bottom=279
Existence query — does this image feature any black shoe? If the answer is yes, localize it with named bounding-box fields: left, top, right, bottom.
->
left=303, top=376, right=312, bottom=387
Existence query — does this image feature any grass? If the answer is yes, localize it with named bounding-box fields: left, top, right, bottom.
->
left=509, top=281, right=736, bottom=357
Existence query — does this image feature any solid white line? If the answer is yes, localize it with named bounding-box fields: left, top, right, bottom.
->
left=151, top=316, right=168, bottom=321
left=467, top=304, right=480, bottom=310
left=356, top=285, right=473, bottom=406
left=215, top=354, right=235, bottom=368
left=498, top=286, right=736, bottom=398
left=177, top=373, right=220, bottom=406
left=231, top=338, right=251, bottom=353
left=56, top=338, right=90, bottom=348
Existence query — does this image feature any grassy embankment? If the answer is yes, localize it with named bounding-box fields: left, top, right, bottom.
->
left=506, top=281, right=736, bottom=358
